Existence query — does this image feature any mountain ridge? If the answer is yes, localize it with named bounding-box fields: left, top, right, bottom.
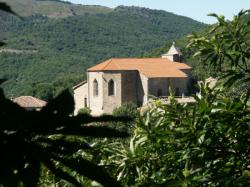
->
left=3, top=0, right=205, bottom=24
left=1, top=0, right=112, bottom=18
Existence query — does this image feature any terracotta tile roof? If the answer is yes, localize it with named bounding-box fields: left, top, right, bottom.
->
left=88, top=58, right=191, bottom=78
left=13, top=96, right=47, bottom=108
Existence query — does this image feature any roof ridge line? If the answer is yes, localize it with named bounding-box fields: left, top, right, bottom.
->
left=31, top=96, right=44, bottom=106
left=102, top=58, right=113, bottom=70
left=32, top=97, right=41, bottom=105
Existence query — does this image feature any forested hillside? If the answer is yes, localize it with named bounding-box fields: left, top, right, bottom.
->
left=0, top=0, right=206, bottom=100
left=3, top=0, right=112, bottom=17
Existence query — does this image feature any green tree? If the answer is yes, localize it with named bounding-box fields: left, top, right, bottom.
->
left=188, top=10, right=250, bottom=89
left=98, top=10, right=250, bottom=186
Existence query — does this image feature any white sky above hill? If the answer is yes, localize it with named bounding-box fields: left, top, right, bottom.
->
left=65, top=0, right=250, bottom=24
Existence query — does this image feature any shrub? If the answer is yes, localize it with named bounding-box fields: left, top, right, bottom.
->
left=110, top=102, right=138, bottom=132
left=113, top=102, right=138, bottom=118
left=78, top=107, right=91, bottom=115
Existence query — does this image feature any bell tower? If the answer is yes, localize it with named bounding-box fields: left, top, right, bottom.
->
left=161, top=42, right=182, bottom=62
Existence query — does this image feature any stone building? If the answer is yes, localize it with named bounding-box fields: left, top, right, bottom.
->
left=73, top=43, right=192, bottom=115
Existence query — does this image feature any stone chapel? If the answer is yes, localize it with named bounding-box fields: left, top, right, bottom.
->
left=73, top=43, right=192, bottom=115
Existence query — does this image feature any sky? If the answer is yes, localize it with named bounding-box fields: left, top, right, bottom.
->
left=65, top=0, right=250, bottom=24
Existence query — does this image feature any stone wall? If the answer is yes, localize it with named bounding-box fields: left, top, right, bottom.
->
left=102, top=71, right=122, bottom=114
left=169, top=78, right=189, bottom=96
left=88, top=72, right=104, bottom=115
left=138, top=73, right=148, bottom=105
left=89, top=70, right=151, bottom=114
left=148, top=77, right=189, bottom=97
left=148, top=78, right=170, bottom=97
left=73, top=82, right=88, bottom=115
left=88, top=70, right=149, bottom=114
left=87, top=71, right=190, bottom=115
left=121, top=71, right=137, bottom=104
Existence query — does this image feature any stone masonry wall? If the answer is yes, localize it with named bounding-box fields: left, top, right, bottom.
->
left=139, top=73, right=149, bottom=105
left=121, top=71, right=137, bottom=104
left=148, top=77, right=189, bottom=97
left=88, top=71, right=189, bottom=115
left=102, top=71, right=122, bottom=114
left=73, top=82, right=88, bottom=115
left=88, top=72, right=104, bottom=115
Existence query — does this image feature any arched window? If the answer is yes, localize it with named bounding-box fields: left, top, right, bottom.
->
left=108, top=79, right=115, bottom=96
left=93, top=79, right=98, bottom=96
left=157, top=89, right=162, bottom=97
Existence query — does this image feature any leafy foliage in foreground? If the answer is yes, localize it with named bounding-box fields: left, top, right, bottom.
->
left=98, top=81, right=250, bottom=187
left=188, top=10, right=250, bottom=89
left=95, top=10, right=250, bottom=186
left=0, top=80, right=131, bottom=186
left=187, top=10, right=250, bottom=99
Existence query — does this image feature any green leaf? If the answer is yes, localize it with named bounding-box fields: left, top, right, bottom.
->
left=38, top=138, right=91, bottom=152
left=207, top=13, right=218, bottom=18
left=43, top=158, right=82, bottom=187
left=18, top=159, right=40, bottom=187
left=57, top=126, right=129, bottom=138
left=54, top=156, right=122, bottom=187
